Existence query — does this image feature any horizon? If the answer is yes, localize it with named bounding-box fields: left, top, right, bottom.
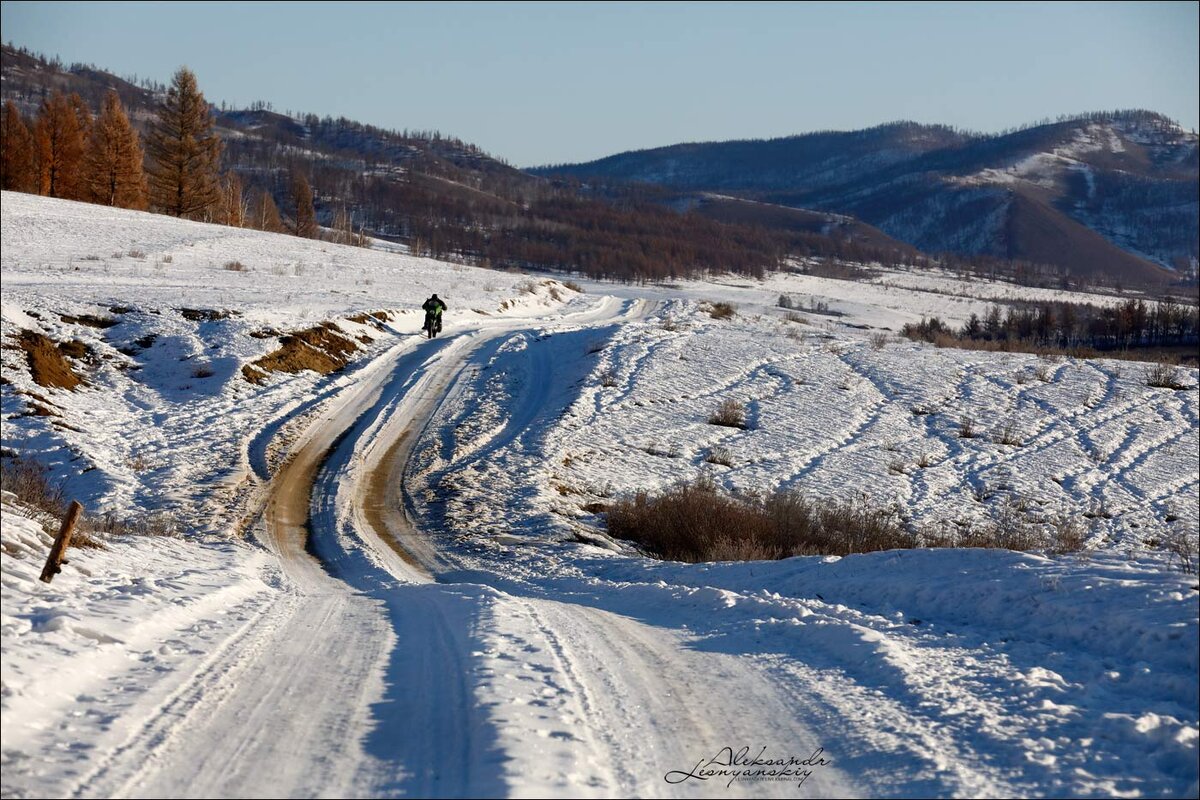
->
left=1, top=1, right=1197, bottom=166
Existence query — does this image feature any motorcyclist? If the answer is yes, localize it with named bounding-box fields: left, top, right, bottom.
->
left=422, top=293, right=447, bottom=337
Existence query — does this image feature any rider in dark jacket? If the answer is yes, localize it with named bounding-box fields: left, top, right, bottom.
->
left=422, top=294, right=447, bottom=335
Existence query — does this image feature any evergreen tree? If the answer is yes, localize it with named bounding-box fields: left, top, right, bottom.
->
left=34, top=90, right=86, bottom=199
left=249, top=188, right=284, bottom=232
left=68, top=92, right=93, bottom=143
left=1, top=100, right=37, bottom=192
left=83, top=90, right=147, bottom=209
left=145, top=66, right=222, bottom=218
left=291, top=173, right=317, bottom=238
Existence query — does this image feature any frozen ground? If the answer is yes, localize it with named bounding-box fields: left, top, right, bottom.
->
left=2, top=192, right=1197, bottom=798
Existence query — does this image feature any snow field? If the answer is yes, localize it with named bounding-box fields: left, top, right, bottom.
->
left=403, top=299, right=1198, bottom=797
left=1, top=191, right=1196, bottom=798
left=1, top=190, right=590, bottom=534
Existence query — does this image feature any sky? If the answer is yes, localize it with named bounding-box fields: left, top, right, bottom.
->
left=2, top=1, right=1197, bottom=166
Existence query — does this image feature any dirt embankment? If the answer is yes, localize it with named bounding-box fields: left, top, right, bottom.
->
left=13, top=331, right=85, bottom=390
left=242, top=312, right=393, bottom=385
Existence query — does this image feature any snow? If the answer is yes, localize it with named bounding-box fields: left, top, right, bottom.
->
left=0, top=191, right=589, bottom=532
left=2, top=192, right=1197, bottom=798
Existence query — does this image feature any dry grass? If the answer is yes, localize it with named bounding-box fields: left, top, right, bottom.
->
left=993, top=420, right=1023, bottom=446
left=870, top=332, right=889, bottom=351
left=1145, top=362, right=1187, bottom=390
left=0, top=455, right=66, bottom=518
left=599, top=368, right=619, bottom=388
left=958, top=415, right=977, bottom=439
left=707, top=302, right=736, bottom=320
left=705, top=446, right=735, bottom=467
left=606, top=478, right=915, bottom=562
left=1162, top=529, right=1198, bottom=574
left=223, top=260, right=247, bottom=272
left=708, top=398, right=747, bottom=428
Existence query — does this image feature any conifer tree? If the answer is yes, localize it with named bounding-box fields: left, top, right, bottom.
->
left=145, top=66, right=222, bottom=218
left=83, top=90, right=148, bottom=209
left=34, top=90, right=86, bottom=199
left=291, top=173, right=317, bottom=238
left=1, top=100, right=37, bottom=192
left=249, top=188, right=284, bottom=232
left=68, top=92, right=93, bottom=144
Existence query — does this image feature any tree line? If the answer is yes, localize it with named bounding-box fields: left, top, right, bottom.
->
left=903, top=297, right=1200, bottom=353
left=0, top=65, right=367, bottom=246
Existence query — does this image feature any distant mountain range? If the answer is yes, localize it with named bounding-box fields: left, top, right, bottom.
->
left=4, top=43, right=1196, bottom=288
left=533, top=115, right=1200, bottom=286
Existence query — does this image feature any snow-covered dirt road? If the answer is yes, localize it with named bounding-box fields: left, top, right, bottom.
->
left=39, top=296, right=856, bottom=798
left=3, top=195, right=1195, bottom=799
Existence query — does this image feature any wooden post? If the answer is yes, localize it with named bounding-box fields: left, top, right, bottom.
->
left=40, top=500, right=83, bottom=584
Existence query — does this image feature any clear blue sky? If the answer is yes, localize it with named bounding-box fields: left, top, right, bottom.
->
left=2, top=1, right=1196, bottom=166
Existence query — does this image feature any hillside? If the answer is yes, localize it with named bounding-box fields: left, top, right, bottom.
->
left=1, top=44, right=912, bottom=284
left=535, top=114, right=1199, bottom=287
left=2, top=192, right=1196, bottom=798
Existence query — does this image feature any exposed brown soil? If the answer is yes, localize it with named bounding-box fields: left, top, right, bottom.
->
left=14, top=331, right=84, bottom=390
left=362, top=429, right=423, bottom=570
left=25, top=403, right=59, bottom=417
left=60, top=313, right=118, bottom=328
left=347, top=310, right=392, bottom=326
left=243, top=322, right=360, bottom=384
left=56, top=340, right=93, bottom=361
left=180, top=308, right=236, bottom=322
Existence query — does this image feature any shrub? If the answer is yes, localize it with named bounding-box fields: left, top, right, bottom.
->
left=0, top=455, right=66, bottom=518
left=606, top=478, right=915, bottom=562
left=993, top=420, right=1023, bottom=446
left=1049, top=515, right=1088, bottom=554
left=1145, top=362, right=1186, bottom=390
left=707, top=302, right=736, bottom=320
left=562, top=280, right=584, bottom=293
left=705, top=447, right=735, bottom=467
left=1163, top=529, right=1198, bottom=574
left=708, top=398, right=747, bottom=428
left=958, top=415, right=977, bottom=439
left=223, top=260, right=247, bottom=272
left=870, top=332, right=889, bottom=351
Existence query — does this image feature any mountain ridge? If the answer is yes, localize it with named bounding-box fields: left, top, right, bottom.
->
left=533, top=112, right=1198, bottom=286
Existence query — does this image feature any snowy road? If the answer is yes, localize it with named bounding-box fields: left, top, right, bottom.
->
left=3, top=195, right=1194, bottom=799
left=67, top=296, right=854, bottom=798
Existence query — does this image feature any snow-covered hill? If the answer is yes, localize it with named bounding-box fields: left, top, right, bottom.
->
left=2, top=194, right=1196, bottom=798
left=539, top=112, right=1199, bottom=283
